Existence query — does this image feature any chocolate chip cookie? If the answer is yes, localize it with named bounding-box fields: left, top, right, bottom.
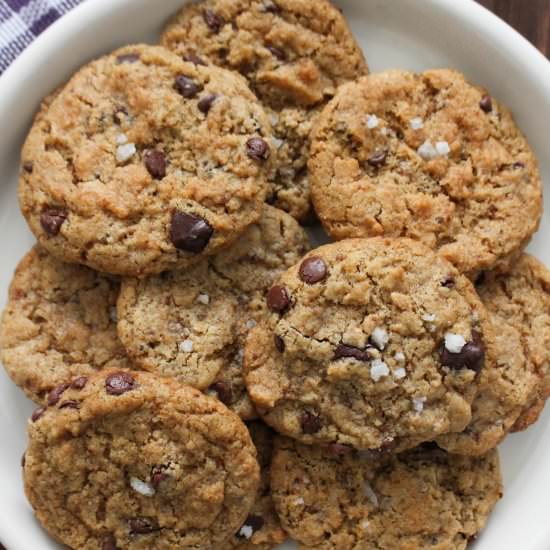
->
left=270, top=437, right=503, bottom=550
left=117, top=206, right=309, bottom=418
left=437, top=254, right=550, bottom=455
left=23, top=369, right=260, bottom=550
left=244, top=237, right=497, bottom=451
left=161, top=0, right=368, bottom=219
left=229, top=422, right=287, bottom=549
left=309, top=69, right=543, bottom=275
left=0, top=246, right=130, bottom=404
left=19, top=44, right=272, bottom=277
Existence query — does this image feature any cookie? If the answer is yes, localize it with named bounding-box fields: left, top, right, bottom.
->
left=244, top=237, right=497, bottom=451
left=270, top=437, right=503, bottom=550
left=437, top=254, right=550, bottom=455
left=228, top=422, right=287, bottom=549
left=19, top=44, right=273, bottom=277
left=309, top=69, right=543, bottom=276
left=116, top=206, right=310, bottom=418
left=161, top=0, right=368, bottom=219
left=23, top=369, right=260, bottom=550
left=0, top=246, right=130, bottom=404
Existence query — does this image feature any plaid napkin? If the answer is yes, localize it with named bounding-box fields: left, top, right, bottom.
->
left=0, top=0, right=83, bottom=75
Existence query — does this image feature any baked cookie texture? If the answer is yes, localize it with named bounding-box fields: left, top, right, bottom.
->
left=309, top=69, right=543, bottom=276
left=437, top=254, right=550, bottom=455
left=161, top=0, right=368, bottom=219
left=270, top=437, right=503, bottom=550
left=117, top=205, right=310, bottom=419
left=23, top=369, right=260, bottom=550
left=244, top=238, right=497, bottom=451
left=228, top=422, right=287, bottom=549
left=0, top=246, right=130, bottom=404
left=19, top=44, right=272, bottom=277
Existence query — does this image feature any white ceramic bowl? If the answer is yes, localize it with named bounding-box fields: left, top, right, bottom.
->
left=1, top=1, right=550, bottom=548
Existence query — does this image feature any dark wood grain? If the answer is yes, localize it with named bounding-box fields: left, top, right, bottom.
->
left=477, top=0, right=550, bottom=56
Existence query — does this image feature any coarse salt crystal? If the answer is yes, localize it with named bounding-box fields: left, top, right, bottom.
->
left=362, top=520, right=371, bottom=529
left=245, top=319, right=257, bottom=330
left=130, top=477, right=155, bottom=497
left=371, top=327, right=389, bottom=350
left=435, top=141, right=451, bottom=157
left=366, top=114, right=379, bottom=129
left=116, top=143, right=136, bottom=163
left=393, top=367, right=407, bottom=380
left=272, top=137, right=284, bottom=149
left=422, top=313, right=437, bottom=323
left=412, top=396, right=427, bottom=413
left=370, top=359, right=390, bottom=382
left=238, top=525, right=254, bottom=540
left=380, top=127, right=389, bottom=136
left=116, top=133, right=128, bottom=145
left=236, top=348, right=244, bottom=363
left=294, top=497, right=305, bottom=506
left=363, top=481, right=379, bottom=506
left=179, top=339, right=193, bottom=353
left=197, top=293, right=210, bottom=305
left=444, top=333, right=467, bottom=354
left=270, top=113, right=280, bottom=126
left=410, top=117, right=424, bottom=130
left=417, top=140, right=438, bottom=161
left=394, top=352, right=406, bottom=363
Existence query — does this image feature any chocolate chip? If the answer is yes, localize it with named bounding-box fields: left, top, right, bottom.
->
left=23, top=162, right=34, bottom=173
left=40, top=208, right=67, bottom=236
left=197, top=94, right=218, bottom=114
left=274, top=334, right=285, bottom=353
left=246, top=137, right=270, bottom=162
left=102, top=534, right=119, bottom=550
left=175, top=75, right=203, bottom=98
left=266, top=45, right=286, bottom=60
left=480, top=95, right=493, bottom=113
left=47, top=383, right=70, bottom=406
left=170, top=211, right=213, bottom=253
left=21, top=453, right=26, bottom=467
left=203, top=9, right=225, bottom=32
left=474, top=272, right=486, bottom=287
left=263, top=0, right=281, bottom=13
left=367, top=149, right=388, bottom=168
left=31, top=407, right=46, bottom=422
left=183, top=53, right=207, bottom=66
left=59, top=400, right=80, bottom=410
left=267, top=285, right=290, bottom=313
left=128, top=518, right=157, bottom=535
left=299, top=256, right=328, bottom=284
left=71, top=376, right=88, bottom=390
left=439, top=331, right=485, bottom=372
left=209, top=381, right=234, bottom=406
left=326, top=443, right=354, bottom=456
left=441, top=276, right=455, bottom=288
left=301, top=411, right=322, bottom=434
left=144, top=150, right=166, bottom=179
left=237, top=515, right=264, bottom=537
left=334, top=344, right=370, bottom=362
left=513, top=162, right=525, bottom=169
left=151, top=466, right=169, bottom=489
left=105, top=372, right=136, bottom=395
left=116, top=53, right=140, bottom=64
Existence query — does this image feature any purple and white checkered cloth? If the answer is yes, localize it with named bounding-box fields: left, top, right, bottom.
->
left=0, top=0, right=83, bottom=75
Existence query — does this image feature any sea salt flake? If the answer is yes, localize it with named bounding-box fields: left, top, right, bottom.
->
left=393, top=367, right=407, bottom=380
left=412, top=396, right=427, bottom=413
left=417, top=140, right=438, bottom=161
left=371, top=327, right=389, bottom=350
left=116, top=133, right=128, bottom=145
left=370, top=359, right=390, bottom=382
left=422, top=313, right=437, bottom=323
left=444, top=333, right=466, bottom=354
left=435, top=141, right=451, bottom=156
left=380, top=127, right=389, bottom=136
left=363, top=481, right=379, bottom=506
left=366, top=114, right=379, bottom=129
left=362, top=520, right=371, bottom=529
left=294, top=497, right=305, bottom=506
left=394, top=352, right=406, bottom=363
left=179, top=339, right=194, bottom=353
left=245, top=319, right=257, bottom=330
left=410, top=117, right=424, bottom=130
left=130, top=477, right=155, bottom=497
left=197, top=293, right=210, bottom=305
left=238, top=525, right=254, bottom=539
left=270, top=113, right=280, bottom=126
left=116, top=143, right=136, bottom=163
left=272, top=137, right=284, bottom=149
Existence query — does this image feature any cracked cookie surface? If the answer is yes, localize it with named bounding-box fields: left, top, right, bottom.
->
left=437, top=254, right=550, bottom=455
left=245, top=238, right=496, bottom=451
left=0, top=246, right=130, bottom=404
left=309, top=69, right=542, bottom=275
left=270, top=437, right=502, bottom=550
left=23, top=369, right=260, bottom=550
left=161, top=0, right=368, bottom=219
left=117, top=206, right=310, bottom=419
left=19, top=44, right=272, bottom=276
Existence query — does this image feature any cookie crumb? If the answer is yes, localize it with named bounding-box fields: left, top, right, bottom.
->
left=130, top=477, right=155, bottom=497
left=179, top=339, right=193, bottom=353
left=370, top=359, right=389, bottom=382
left=109, top=306, right=117, bottom=323
left=272, top=137, right=284, bottom=149
left=116, top=143, right=136, bottom=163
left=444, top=333, right=466, bottom=354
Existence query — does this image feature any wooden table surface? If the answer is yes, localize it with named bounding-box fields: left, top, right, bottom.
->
left=477, top=0, right=550, bottom=56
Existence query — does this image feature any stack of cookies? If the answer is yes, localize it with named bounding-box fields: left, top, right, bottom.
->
left=1, top=1, right=548, bottom=549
